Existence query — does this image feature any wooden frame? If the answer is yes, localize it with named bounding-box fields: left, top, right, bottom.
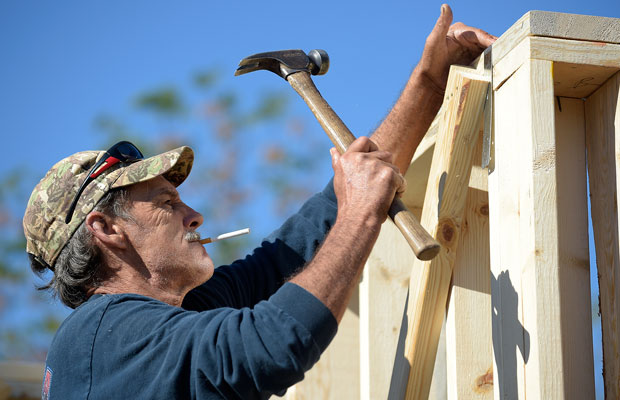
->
left=287, top=10, right=620, bottom=400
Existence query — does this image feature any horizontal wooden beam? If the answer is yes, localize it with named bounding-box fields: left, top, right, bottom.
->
left=493, top=36, right=620, bottom=97
left=491, top=11, right=620, bottom=69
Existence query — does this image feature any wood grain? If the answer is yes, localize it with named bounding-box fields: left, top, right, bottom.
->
left=445, top=134, right=493, bottom=400
left=360, top=217, right=418, bottom=400
left=489, top=58, right=594, bottom=399
left=388, top=65, right=489, bottom=400
left=493, top=37, right=620, bottom=97
left=490, top=11, right=620, bottom=70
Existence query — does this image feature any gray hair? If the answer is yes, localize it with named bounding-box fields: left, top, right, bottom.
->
left=32, top=188, right=132, bottom=309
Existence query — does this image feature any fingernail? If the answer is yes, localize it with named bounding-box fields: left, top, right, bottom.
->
left=441, top=4, right=445, bottom=15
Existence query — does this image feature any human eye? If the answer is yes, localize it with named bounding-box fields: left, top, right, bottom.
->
left=167, top=198, right=178, bottom=207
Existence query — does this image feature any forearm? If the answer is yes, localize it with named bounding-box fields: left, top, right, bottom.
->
left=289, top=211, right=381, bottom=322
left=370, top=67, right=444, bottom=174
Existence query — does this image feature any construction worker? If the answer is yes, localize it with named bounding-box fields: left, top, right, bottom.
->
left=23, top=5, right=494, bottom=399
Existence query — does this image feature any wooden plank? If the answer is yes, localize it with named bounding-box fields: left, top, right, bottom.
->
left=445, top=134, right=493, bottom=400
left=585, top=71, right=620, bottom=400
left=488, top=58, right=593, bottom=399
left=282, top=290, right=359, bottom=400
left=555, top=97, right=595, bottom=397
left=529, top=37, right=620, bottom=70
left=493, top=37, right=620, bottom=97
left=553, top=62, right=619, bottom=98
left=388, top=65, right=489, bottom=400
left=360, top=217, right=417, bottom=400
left=491, top=11, right=620, bottom=70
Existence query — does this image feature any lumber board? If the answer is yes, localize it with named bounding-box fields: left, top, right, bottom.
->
left=490, top=11, right=620, bottom=70
left=389, top=65, right=489, bottom=400
left=360, top=216, right=417, bottom=400
left=585, top=70, right=620, bottom=400
left=282, top=290, right=360, bottom=400
left=488, top=58, right=593, bottom=399
left=554, top=97, right=595, bottom=397
left=493, top=36, right=620, bottom=97
left=445, top=134, right=493, bottom=400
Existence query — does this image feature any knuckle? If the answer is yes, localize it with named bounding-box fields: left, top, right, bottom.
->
left=379, top=168, right=393, bottom=181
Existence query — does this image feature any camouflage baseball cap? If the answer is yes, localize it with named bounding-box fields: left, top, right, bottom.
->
left=23, top=145, right=194, bottom=269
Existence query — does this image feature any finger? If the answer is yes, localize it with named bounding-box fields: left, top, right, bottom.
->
left=394, top=172, right=408, bottom=197
left=348, top=136, right=378, bottom=153
left=451, top=23, right=497, bottom=49
left=330, top=147, right=340, bottom=169
left=428, top=4, right=453, bottom=44
left=372, top=150, right=395, bottom=164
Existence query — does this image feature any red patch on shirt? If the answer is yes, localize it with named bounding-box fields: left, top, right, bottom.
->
left=42, top=366, right=52, bottom=400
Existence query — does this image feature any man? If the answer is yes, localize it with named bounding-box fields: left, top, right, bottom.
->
left=23, top=5, right=494, bottom=399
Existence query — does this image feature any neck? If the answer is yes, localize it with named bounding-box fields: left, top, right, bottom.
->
left=91, top=281, right=187, bottom=307
left=91, top=256, right=190, bottom=307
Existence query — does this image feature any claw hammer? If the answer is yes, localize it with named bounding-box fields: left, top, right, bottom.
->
left=235, top=49, right=440, bottom=261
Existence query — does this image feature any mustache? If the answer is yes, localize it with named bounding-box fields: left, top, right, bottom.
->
left=184, top=231, right=201, bottom=242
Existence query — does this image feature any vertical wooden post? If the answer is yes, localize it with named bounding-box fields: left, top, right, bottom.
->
left=585, top=71, right=620, bottom=399
left=489, top=58, right=593, bottom=398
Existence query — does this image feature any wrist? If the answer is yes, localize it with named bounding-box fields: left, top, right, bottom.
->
left=335, top=208, right=384, bottom=236
left=410, top=66, right=447, bottom=100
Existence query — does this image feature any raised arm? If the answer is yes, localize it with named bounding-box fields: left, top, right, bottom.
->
left=371, top=4, right=496, bottom=173
left=290, top=5, right=495, bottom=322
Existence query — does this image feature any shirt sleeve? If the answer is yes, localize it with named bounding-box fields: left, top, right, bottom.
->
left=183, top=179, right=337, bottom=311
left=91, top=285, right=338, bottom=399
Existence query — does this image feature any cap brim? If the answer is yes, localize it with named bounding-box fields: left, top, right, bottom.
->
left=110, top=146, right=194, bottom=189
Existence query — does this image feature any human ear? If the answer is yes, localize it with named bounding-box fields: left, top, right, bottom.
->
left=85, top=211, right=127, bottom=250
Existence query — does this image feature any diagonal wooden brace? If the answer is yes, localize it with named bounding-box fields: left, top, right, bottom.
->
left=391, top=65, right=490, bottom=399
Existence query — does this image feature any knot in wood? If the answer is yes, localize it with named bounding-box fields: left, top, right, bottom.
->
left=438, top=218, right=457, bottom=247
left=474, top=368, right=493, bottom=393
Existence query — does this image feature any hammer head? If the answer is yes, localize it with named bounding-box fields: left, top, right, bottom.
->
left=235, top=49, right=329, bottom=79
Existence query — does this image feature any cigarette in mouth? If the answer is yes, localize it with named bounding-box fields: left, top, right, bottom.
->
left=199, top=228, right=250, bottom=245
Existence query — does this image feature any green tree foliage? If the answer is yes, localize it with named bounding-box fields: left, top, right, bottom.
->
left=0, top=66, right=331, bottom=362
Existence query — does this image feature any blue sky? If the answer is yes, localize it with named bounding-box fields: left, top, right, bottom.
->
left=2, top=0, right=618, bottom=171
left=1, top=0, right=618, bottom=397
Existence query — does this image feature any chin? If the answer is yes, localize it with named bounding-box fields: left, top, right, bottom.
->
left=194, top=258, right=215, bottom=282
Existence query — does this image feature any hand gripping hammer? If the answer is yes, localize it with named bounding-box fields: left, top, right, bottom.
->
left=235, top=49, right=440, bottom=261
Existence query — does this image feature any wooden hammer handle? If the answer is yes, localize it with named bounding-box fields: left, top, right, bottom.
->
left=287, top=72, right=440, bottom=261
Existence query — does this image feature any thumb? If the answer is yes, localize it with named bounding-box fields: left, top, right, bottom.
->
left=428, top=4, right=453, bottom=43
left=330, top=147, right=340, bottom=169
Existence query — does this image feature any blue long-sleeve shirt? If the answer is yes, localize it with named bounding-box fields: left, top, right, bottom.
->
left=43, top=182, right=339, bottom=399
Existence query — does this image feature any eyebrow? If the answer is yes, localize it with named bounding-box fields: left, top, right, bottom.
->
left=150, top=187, right=179, bottom=201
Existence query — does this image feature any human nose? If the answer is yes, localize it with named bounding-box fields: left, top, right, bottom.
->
left=183, top=205, right=204, bottom=230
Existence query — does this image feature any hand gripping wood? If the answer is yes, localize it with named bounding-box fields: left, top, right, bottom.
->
left=286, top=71, right=440, bottom=261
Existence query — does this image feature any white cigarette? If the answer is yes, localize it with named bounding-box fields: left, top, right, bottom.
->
left=199, top=228, right=250, bottom=245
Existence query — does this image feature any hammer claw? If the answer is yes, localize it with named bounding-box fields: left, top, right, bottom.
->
left=234, top=62, right=262, bottom=76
